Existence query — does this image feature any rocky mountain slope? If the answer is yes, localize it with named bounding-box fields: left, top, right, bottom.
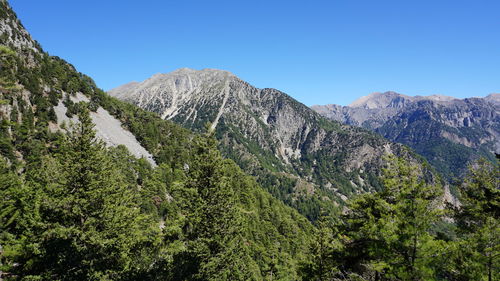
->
left=0, top=0, right=156, bottom=167
left=312, top=91, right=499, bottom=179
left=52, top=92, right=156, bottom=165
left=109, top=69, right=429, bottom=220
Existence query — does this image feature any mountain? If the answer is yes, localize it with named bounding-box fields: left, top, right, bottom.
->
left=109, top=69, right=431, bottom=220
left=312, top=91, right=499, bottom=179
left=0, top=1, right=317, bottom=278
left=3, top=2, right=495, bottom=280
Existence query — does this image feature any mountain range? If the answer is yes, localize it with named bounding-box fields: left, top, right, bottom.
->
left=312, top=91, right=499, bottom=179
left=109, top=69, right=437, bottom=219
left=1, top=0, right=497, bottom=279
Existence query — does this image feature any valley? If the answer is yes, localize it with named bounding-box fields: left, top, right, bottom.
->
left=0, top=0, right=498, bottom=280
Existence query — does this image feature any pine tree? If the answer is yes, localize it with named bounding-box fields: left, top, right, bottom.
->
left=13, top=107, right=161, bottom=280
left=451, top=158, right=499, bottom=281
left=300, top=211, right=344, bottom=281
left=0, top=160, right=26, bottom=236
left=379, top=157, right=444, bottom=280
left=341, top=156, right=444, bottom=280
left=0, top=159, right=40, bottom=278
left=179, top=128, right=253, bottom=280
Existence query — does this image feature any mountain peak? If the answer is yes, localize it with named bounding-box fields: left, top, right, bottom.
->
left=171, top=67, right=196, bottom=73
left=348, top=91, right=461, bottom=109
left=133, top=68, right=237, bottom=87
left=168, top=67, right=235, bottom=77
left=484, top=93, right=500, bottom=104
left=108, top=67, right=242, bottom=121
left=349, top=91, right=410, bottom=109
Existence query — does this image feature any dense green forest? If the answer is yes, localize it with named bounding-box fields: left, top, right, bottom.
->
left=0, top=0, right=499, bottom=279
left=1, top=106, right=497, bottom=280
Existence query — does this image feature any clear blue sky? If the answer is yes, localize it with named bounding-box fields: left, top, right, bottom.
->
left=9, top=0, right=500, bottom=106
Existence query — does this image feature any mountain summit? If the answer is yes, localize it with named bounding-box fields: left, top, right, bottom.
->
left=349, top=91, right=456, bottom=109
left=109, top=68, right=236, bottom=124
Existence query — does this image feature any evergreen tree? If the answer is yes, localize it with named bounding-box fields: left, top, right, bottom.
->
left=0, top=160, right=26, bottom=236
left=300, top=211, right=344, bottom=281
left=177, top=128, right=254, bottom=280
left=0, top=159, right=40, bottom=278
left=450, top=158, right=499, bottom=281
left=340, top=156, right=444, bottom=280
left=11, top=108, right=161, bottom=280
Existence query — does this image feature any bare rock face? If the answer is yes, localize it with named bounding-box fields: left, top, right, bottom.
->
left=110, top=69, right=419, bottom=209
left=53, top=93, right=156, bottom=166
left=0, top=2, right=38, bottom=52
left=312, top=91, right=499, bottom=179
left=0, top=0, right=40, bottom=66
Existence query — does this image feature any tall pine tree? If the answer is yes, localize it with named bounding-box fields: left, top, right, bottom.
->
left=340, top=156, right=444, bottom=280
left=451, top=158, right=499, bottom=281
left=300, top=211, right=344, bottom=281
left=11, top=107, right=161, bottom=280
left=175, top=128, right=256, bottom=280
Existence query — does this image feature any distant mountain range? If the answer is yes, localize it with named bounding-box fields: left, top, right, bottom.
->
left=312, top=91, right=499, bottom=179
left=109, top=69, right=435, bottom=219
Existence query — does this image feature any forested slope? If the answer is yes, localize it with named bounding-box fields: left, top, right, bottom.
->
left=0, top=1, right=314, bottom=279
